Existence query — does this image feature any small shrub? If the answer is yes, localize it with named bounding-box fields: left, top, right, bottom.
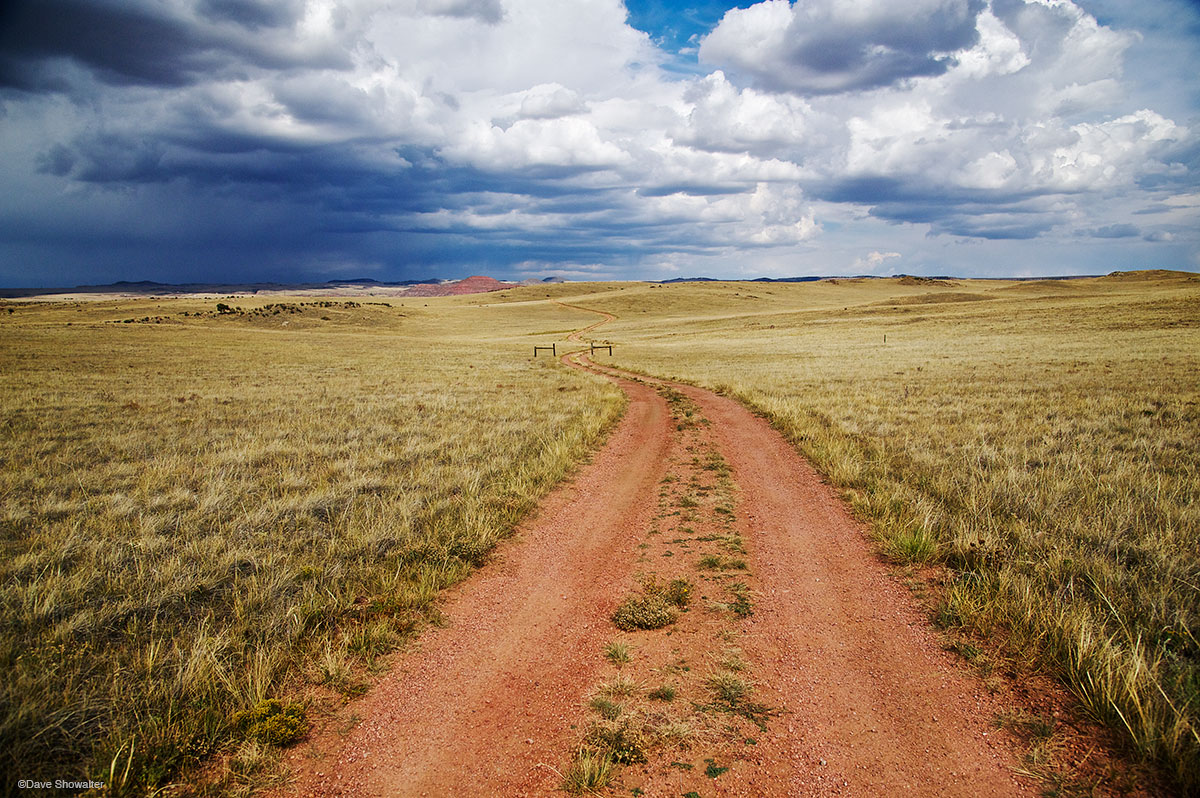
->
left=612, top=593, right=676, bottom=631
left=649, top=576, right=692, bottom=608
left=584, top=719, right=649, bottom=764
left=231, top=699, right=307, bottom=747
left=699, top=554, right=746, bottom=571
left=611, top=577, right=693, bottom=630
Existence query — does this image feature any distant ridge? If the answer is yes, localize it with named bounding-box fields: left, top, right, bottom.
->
left=0, top=275, right=512, bottom=299
left=659, top=276, right=828, bottom=283
left=4, top=269, right=1192, bottom=299
left=654, top=274, right=1119, bottom=284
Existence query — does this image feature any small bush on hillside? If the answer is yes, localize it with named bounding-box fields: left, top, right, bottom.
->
left=231, top=699, right=307, bottom=747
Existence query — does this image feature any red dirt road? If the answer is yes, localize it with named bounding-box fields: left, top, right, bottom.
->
left=680, top=380, right=1028, bottom=796
left=280, top=366, right=670, bottom=797
left=279, top=307, right=1033, bottom=797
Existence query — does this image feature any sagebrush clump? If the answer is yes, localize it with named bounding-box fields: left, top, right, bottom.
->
left=231, top=699, right=307, bottom=746
left=584, top=718, right=649, bottom=764
left=611, top=577, right=692, bottom=631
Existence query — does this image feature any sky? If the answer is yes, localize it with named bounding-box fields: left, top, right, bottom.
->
left=0, top=0, right=1197, bottom=287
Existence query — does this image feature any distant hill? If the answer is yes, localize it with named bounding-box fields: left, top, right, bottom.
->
left=0, top=275, right=512, bottom=299
left=6, top=270, right=1193, bottom=300
left=661, top=276, right=825, bottom=283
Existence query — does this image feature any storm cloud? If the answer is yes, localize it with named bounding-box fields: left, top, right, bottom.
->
left=0, top=0, right=1196, bottom=286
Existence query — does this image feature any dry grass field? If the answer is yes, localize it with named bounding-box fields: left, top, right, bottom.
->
left=556, top=270, right=1199, bottom=791
left=0, top=296, right=623, bottom=794
left=1, top=270, right=1196, bottom=794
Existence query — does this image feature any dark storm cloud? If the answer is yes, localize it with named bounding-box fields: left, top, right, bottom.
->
left=781, top=4, right=982, bottom=88
left=700, top=0, right=985, bottom=95
left=1089, top=223, right=1140, bottom=238
left=34, top=143, right=75, bottom=177
left=0, top=0, right=1194, bottom=287
left=419, top=0, right=505, bottom=25
left=0, top=0, right=341, bottom=91
left=198, top=0, right=306, bottom=30
left=821, top=176, right=1064, bottom=240
left=637, top=183, right=749, bottom=197
left=924, top=213, right=1058, bottom=240
left=1134, top=136, right=1200, bottom=191
left=0, top=0, right=211, bottom=88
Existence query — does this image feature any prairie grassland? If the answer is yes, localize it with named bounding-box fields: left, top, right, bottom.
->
left=0, top=296, right=623, bottom=794
left=561, top=271, right=1200, bottom=789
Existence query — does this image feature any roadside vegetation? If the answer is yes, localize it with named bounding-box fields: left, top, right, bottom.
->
left=0, top=296, right=623, bottom=794
left=562, top=384, right=768, bottom=795
left=569, top=270, right=1199, bottom=791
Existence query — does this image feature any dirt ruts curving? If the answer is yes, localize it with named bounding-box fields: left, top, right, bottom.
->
left=276, top=304, right=1033, bottom=797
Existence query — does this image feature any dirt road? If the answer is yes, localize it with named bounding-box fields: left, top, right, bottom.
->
left=279, top=305, right=1032, bottom=797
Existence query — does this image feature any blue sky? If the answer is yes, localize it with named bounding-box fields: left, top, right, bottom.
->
left=0, top=0, right=1197, bottom=287
left=626, top=0, right=751, bottom=59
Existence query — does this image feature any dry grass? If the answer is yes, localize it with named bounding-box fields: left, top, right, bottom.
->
left=4, top=271, right=1197, bottom=792
left=562, top=270, right=1200, bottom=790
left=0, top=295, right=622, bottom=793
